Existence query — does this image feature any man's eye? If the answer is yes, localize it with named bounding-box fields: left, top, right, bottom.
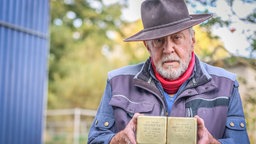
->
left=155, top=38, right=164, bottom=43
left=153, top=38, right=165, bottom=47
left=172, top=34, right=181, bottom=40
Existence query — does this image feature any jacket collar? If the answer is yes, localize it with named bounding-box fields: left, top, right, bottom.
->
left=181, top=56, right=217, bottom=95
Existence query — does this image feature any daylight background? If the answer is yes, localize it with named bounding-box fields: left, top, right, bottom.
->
left=45, top=0, right=256, bottom=143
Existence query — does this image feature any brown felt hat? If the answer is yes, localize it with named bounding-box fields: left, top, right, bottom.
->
left=124, top=0, right=212, bottom=42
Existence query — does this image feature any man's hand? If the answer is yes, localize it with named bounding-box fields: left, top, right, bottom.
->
left=195, top=115, right=220, bottom=144
left=110, top=113, right=141, bottom=144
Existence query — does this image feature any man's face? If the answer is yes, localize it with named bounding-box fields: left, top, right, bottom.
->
left=146, top=29, right=195, bottom=80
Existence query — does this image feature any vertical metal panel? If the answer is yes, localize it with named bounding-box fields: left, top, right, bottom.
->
left=0, top=0, right=49, bottom=143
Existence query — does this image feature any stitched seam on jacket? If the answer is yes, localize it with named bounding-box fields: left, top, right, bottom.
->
left=112, top=95, right=140, bottom=104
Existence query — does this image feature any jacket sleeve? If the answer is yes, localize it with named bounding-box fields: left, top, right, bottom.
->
left=88, top=80, right=116, bottom=144
left=218, top=80, right=250, bottom=144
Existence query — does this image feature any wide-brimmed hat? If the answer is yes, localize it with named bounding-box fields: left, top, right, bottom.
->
left=124, top=0, right=212, bottom=42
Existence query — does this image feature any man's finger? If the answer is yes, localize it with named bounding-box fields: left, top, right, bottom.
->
left=195, top=115, right=205, bottom=128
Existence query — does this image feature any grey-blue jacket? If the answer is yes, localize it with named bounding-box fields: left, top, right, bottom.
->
left=88, top=56, right=250, bottom=144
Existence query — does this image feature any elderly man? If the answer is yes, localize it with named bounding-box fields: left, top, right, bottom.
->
left=88, top=0, right=250, bottom=144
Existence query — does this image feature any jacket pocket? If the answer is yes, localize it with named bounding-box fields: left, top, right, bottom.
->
left=223, top=117, right=250, bottom=144
left=109, top=94, right=154, bottom=115
left=94, top=115, right=115, bottom=130
left=226, top=117, right=246, bottom=131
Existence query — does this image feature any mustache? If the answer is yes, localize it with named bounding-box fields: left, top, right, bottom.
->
left=161, top=55, right=180, bottom=63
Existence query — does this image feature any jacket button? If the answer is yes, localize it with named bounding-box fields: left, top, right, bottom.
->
left=229, top=122, right=235, bottom=127
left=240, top=123, right=245, bottom=128
left=104, top=121, right=109, bottom=127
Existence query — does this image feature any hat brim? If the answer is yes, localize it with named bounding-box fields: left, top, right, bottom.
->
left=124, top=14, right=212, bottom=42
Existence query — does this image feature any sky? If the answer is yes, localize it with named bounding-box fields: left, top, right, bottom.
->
left=107, top=0, right=256, bottom=58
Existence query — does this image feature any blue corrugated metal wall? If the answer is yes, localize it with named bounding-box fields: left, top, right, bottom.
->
left=0, top=0, right=49, bottom=144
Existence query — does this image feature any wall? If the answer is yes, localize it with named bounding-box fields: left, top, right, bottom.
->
left=0, top=0, right=49, bottom=143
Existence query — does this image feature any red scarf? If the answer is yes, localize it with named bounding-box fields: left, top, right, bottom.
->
left=152, top=52, right=195, bottom=94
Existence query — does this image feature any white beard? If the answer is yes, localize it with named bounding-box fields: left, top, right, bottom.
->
left=155, top=54, right=191, bottom=80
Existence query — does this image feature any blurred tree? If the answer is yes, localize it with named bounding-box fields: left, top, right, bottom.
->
left=186, top=0, right=256, bottom=58
left=193, top=25, right=230, bottom=62
left=49, top=0, right=129, bottom=109
left=112, top=20, right=148, bottom=65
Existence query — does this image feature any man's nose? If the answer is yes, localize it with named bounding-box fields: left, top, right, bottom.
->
left=163, top=37, right=175, bottom=53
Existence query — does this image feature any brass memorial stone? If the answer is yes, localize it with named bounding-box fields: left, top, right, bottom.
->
left=137, top=116, right=167, bottom=144
left=136, top=116, right=197, bottom=144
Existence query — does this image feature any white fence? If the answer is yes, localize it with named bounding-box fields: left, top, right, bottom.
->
left=44, top=108, right=97, bottom=144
